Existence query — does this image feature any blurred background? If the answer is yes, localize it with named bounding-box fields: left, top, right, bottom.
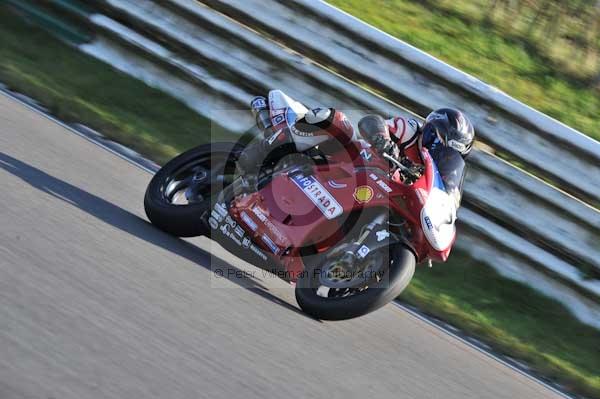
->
left=332, top=0, right=600, bottom=140
left=1, top=1, right=599, bottom=397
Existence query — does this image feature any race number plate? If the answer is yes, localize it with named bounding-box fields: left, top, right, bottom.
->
left=291, top=174, right=342, bottom=220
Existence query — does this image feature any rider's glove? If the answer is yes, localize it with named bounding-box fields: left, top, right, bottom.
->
left=398, top=157, right=425, bottom=185
left=371, top=135, right=400, bottom=167
left=250, top=96, right=273, bottom=135
left=371, top=134, right=393, bottom=154
left=238, top=138, right=268, bottom=174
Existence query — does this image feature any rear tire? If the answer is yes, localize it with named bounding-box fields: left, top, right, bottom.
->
left=144, top=142, right=241, bottom=237
left=295, top=245, right=415, bottom=320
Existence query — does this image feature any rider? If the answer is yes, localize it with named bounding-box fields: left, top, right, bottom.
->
left=357, top=108, right=474, bottom=209
left=239, top=90, right=474, bottom=210
left=238, top=91, right=356, bottom=170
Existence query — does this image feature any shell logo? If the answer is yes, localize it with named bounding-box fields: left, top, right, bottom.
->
left=353, top=186, right=374, bottom=203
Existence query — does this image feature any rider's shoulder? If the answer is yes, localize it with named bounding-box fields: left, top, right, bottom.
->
left=385, top=116, right=419, bottom=132
left=386, top=116, right=420, bottom=145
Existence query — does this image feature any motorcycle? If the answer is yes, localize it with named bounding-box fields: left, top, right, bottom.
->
left=144, top=94, right=458, bottom=320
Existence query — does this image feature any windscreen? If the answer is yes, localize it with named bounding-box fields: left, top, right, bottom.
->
left=429, top=146, right=466, bottom=208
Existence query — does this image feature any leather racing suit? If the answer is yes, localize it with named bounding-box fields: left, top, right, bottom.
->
left=241, top=90, right=465, bottom=210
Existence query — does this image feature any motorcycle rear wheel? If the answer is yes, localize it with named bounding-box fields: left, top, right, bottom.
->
left=144, top=142, right=241, bottom=237
left=295, top=244, right=415, bottom=320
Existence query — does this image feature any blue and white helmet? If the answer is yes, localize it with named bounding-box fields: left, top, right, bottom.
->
left=422, top=108, right=475, bottom=157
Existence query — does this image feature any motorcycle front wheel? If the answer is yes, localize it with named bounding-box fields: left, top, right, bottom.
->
left=295, top=244, right=415, bottom=320
left=144, top=142, right=241, bottom=237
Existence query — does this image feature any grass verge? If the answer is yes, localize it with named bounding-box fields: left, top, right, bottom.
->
left=402, top=251, right=600, bottom=398
left=0, top=4, right=238, bottom=165
left=327, top=0, right=600, bottom=143
left=2, top=4, right=599, bottom=399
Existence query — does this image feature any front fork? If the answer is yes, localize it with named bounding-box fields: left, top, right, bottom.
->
left=344, top=213, right=399, bottom=263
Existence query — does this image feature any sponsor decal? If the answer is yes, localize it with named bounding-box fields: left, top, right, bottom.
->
left=357, top=245, right=370, bottom=259
left=252, top=206, right=268, bottom=222
left=407, top=119, right=419, bottom=130
left=272, top=114, right=285, bottom=126
left=225, top=215, right=237, bottom=228
left=424, top=215, right=434, bottom=230
left=420, top=192, right=455, bottom=252
left=290, top=125, right=314, bottom=137
left=215, top=203, right=228, bottom=218
left=360, top=149, right=372, bottom=162
left=220, top=223, right=230, bottom=236
left=353, top=186, right=374, bottom=203
left=251, top=206, right=287, bottom=242
left=448, top=139, right=467, bottom=153
left=250, top=244, right=268, bottom=261
left=267, top=129, right=283, bottom=145
left=240, top=211, right=258, bottom=231
left=242, top=236, right=252, bottom=249
left=271, top=108, right=285, bottom=117
left=368, top=173, right=394, bottom=195
left=269, top=96, right=278, bottom=111
left=211, top=210, right=224, bottom=223
left=376, top=180, right=393, bottom=193
left=218, top=222, right=242, bottom=245
left=291, top=174, right=342, bottom=220
left=327, top=180, right=347, bottom=189
left=217, top=218, right=267, bottom=260
left=234, top=225, right=245, bottom=238
left=261, top=234, right=280, bottom=255
left=251, top=97, right=267, bottom=109
left=376, top=230, right=390, bottom=242
left=208, top=216, right=219, bottom=230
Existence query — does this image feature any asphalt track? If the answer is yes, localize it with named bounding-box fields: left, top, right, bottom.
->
left=0, top=94, right=563, bottom=399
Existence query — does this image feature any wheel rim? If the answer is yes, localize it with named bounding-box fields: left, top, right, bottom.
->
left=161, top=154, right=234, bottom=206
left=315, top=250, right=387, bottom=298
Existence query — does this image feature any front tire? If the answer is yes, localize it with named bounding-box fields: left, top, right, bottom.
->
left=295, top=245, right=415, bottom=320
left=144, top=142, right=241, bottom=237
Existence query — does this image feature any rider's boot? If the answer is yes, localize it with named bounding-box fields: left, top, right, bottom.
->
left=238, top=96, right=295, bottom=178
left=238, top=139, right=269, bottom=176
left=237, top=96, right=271, bottom=176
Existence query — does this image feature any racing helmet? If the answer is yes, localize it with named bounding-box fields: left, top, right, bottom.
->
left=422, top=108, right=475, bottom=157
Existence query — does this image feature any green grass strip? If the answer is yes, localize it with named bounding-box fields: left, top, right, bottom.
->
left=402, top=251, right=600, bottom=398
left=327, top=0, right=600, bottom=143
left=0, top=4, right=237, bottom=165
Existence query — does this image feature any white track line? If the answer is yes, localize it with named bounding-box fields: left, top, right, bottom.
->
left=394, top=302, right=574, bottom=399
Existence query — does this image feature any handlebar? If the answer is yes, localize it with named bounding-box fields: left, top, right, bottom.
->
left=382, top=152, right=408, bottom=171
left=382, top=153, right=420, bottom=178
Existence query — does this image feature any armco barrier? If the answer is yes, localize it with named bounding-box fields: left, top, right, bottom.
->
left=200, top=0, right=600, bottom=207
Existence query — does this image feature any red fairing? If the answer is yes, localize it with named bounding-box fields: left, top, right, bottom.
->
left=229, top=139, right=456, bottom=281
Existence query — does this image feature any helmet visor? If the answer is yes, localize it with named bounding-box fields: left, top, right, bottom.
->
left=422, top=119, right=448, bottom=148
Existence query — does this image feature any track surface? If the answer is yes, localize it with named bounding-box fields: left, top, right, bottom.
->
left=0, top=94, right=562, bottom=399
